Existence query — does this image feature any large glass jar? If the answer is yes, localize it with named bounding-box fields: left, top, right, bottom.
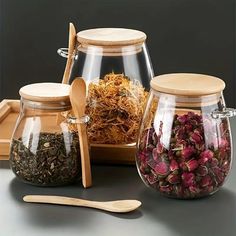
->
left=136, top=74, right=236, bottom=199
left=58, top=28, right=153, bottom=146
left=10, top=83, right=81, bottom=186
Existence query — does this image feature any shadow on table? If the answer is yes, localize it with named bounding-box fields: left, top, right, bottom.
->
left=8, top=174, right=142, bottom=228
left=139, top=187, right=236, bottom=236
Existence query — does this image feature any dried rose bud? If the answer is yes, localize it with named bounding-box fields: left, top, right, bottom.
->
left=182, top=172, right=195, bottom=187
left=200, top=150, right=214, bottom=159
left=200, top=175, right=212, bottom=187
left=221, top=160, right=230, bottom=173
left=170, top=159, right=179, bottom=172
left=218, top=148, right=228, bottom=159
left=159, top=185, right=172, bottom=194
left=167, top=173, right=181, bottom=184
left=140, top=163, right=151, bottom=174
left=198, top=150, right=214, bottom=165
left=145, top=174, right=158, bottom=185
left=189, top=185, right=200, bottom=194
left=138, top=151, right=148, bottom=162
left=190, top=130, right=203, bottom=144
left=185, top=159, right=199, bottom=172
left=198, top=157, right=209, bottom=165
left=173, top=185, right=183, bottom=197
left=196, top=165, right=208, bottom=176
left=175, top=127, right=186, bottom=140
left=154, top=161, right=170, bottom=176
left=212, top=167, right=225, bottom=183
left=210, top=158, right=219, bottom=167
left=146, top=144, right=155, bottom=152
left=219, top=138, right=229, bottom=149
left=181, top=146, right=195, bottom=159
left=177, top=114, right=188, bottom=124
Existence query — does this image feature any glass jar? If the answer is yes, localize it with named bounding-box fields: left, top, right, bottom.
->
left=10, top=83, right=81, bottom=186
left=136, top=73, right=236, bottom=199
left=58, top=28, right=154, bottom=146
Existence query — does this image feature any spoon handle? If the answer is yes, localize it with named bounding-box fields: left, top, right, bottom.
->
left=62, top=23, right=76, bottom=84
left=77, top=123, right=92, bottom=188
left=24, top=195, right=97, bottom=207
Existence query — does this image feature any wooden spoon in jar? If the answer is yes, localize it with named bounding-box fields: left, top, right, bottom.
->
left=23, top=195, right=142, bottom=213
left=70, top=78, right=92, bottom=188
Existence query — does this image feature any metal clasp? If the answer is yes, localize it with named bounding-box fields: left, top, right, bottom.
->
left=211, top=108, right=236, bottom=119
left=57, top=48, right=70, bottom=58
left=67, top=115, right=90, bottom=124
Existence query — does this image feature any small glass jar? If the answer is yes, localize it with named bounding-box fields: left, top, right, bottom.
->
left=136, top=73, right=236, bottom=199
left=58, top=28, right=154, bottom=146
left=10, top=83, right=81, bottom=186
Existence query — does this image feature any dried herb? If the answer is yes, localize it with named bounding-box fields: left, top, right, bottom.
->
left=86, top=73, right=148, bottom=144
left=10, top=131, right=81, bottom=186
left=137, top=112, right=231, bottom=198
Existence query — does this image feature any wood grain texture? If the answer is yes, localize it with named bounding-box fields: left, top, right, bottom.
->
left=23, top=195, right=142, bottom=213
left=77, top=28, right=146, bottom=46
left=70, top=78, right=92, bottom=188
left=62, top=23, right=77, bottom=84
left=151, top=73, right=225, bottom=96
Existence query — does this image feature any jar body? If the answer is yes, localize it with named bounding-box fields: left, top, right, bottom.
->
left=136, top=90, right=232, bottom=199
left=69, top=43, right=153, bottom=145
left=10, top=99, right=81, bottom=186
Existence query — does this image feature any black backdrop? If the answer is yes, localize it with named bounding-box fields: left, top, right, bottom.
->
left=0, top=0, right=235, bottom=106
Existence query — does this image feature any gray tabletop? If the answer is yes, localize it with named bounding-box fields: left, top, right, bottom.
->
left=1, top=121, right=236, bottom=236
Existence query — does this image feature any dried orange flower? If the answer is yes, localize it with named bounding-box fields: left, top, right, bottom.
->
left=86, top=73, right=148, bottom=144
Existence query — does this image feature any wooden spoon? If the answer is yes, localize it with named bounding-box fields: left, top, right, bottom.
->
left=62, top=22, right=77, bottom=84
left=70, top=78, right=92, bottom=188
left=23, top=195, right=142, bottom=213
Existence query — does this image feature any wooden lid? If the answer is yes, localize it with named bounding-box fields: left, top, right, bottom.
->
left=19, top=83, right=71, bottom=102
left=77, top=28, right=146, bottom=46
left=151, top=73, right=225, bottom=96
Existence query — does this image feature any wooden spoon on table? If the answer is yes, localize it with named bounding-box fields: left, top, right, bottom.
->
left=70, top=78, right=92, bottom=188
left=23, top=195, right=142, bottom=213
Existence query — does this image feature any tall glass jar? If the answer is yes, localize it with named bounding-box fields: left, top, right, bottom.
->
left=10, top=83, right=81, bottom=186
left=136, top=73, right=236, bottom=199
left=58, top=28, right=154, bottom=147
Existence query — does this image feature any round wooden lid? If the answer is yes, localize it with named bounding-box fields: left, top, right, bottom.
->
left=151, top=73, right=225, bottom=96
left=77, top=28, right=147, bottom=46
left=19, top=83, right=71, bottom=102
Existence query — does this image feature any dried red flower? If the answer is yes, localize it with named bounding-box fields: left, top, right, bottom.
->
left=137, top=111, right=231, bottom=199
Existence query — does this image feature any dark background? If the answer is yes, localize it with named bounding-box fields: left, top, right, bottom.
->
left=0, top=0, right=235, bottom=106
